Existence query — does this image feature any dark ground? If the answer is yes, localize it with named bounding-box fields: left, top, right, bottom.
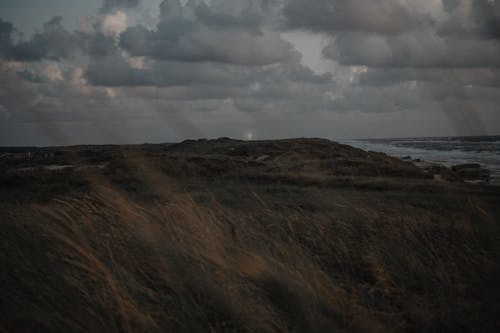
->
left=1, top=138, right=499, bottom=332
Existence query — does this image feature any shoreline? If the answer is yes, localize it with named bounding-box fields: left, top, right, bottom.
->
left=340, top=139, right=500, bottom=186
left=402, top=156, right=497, bottom=186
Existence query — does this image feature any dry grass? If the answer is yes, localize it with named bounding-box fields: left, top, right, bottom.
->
left=2, top=183, right=500, bottom=332
left=1, top=139, right=500, bottom=332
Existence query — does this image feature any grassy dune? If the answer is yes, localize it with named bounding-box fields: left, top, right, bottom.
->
left=1, top=138, right=499, bottom=332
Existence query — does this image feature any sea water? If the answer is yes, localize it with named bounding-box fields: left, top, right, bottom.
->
left=339, top=136, right=500, bottom=185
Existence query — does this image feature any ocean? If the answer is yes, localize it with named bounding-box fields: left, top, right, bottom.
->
left=340, top=136, right=500, bottom=184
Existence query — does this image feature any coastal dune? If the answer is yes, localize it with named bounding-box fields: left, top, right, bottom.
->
left=1, top=138, right=499, bottom=332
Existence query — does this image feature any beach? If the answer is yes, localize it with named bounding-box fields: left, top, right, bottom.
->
left=342, top=136, right=500, bottom=185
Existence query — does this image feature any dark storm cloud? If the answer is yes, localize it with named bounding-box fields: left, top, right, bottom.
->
left=2, top=0, right=500, bottom=145
left=88, top=33, right=120, bottom=56
left=0, top=60, right=130, bottom=133
left=441, top=0, right=461, bottom=12
left=86, top=56, right=254, bottom=87
left=0, top=63, right=71, bottom=143
left=357, top=68, right=500, bottom=87
left=116, top=61, right=332, bottom=101
left=323, top=32, right=500, bottom=68
left=0, top=18, right=15, bottom=58
left=193, top=1, right=263, bottom=29
left=85, top=55, right=153, bottom=86
left=280, top=0, right=500, bottom=137
left=322, top=80, right=498, bottom=117
left=16, top=69, right=46, bottom=83
left=1, top=0, right=334, bottom=130
left=283, top=0, right=500, bottom=70
left=438, top=0, right=500, bottom=39
left=85, top=51, right=331, bottom=88
left=283, top=0, right=430, bottom=34
left=0, top=16, right=83, bottom=62
left=119, top=0, right=295, bottom=65
left=100, top=0, right=140, bottom=13
left=282, top=0, right=496, bottom=41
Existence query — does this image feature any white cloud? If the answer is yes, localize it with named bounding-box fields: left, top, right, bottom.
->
left=42, top=63, right=63, bottom=81
left=101, top=11, right=128, bottom=37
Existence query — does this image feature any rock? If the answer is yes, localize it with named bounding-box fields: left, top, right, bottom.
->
left=401, top=156, right=412, bottom=160
left=452, top=163, right=481, bottom=171
left=421, top=164, right=463, bottom=182
left=452, top=164, right=490, bottom=183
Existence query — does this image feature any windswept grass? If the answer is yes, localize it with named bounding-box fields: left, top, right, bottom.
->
left=2, top=183, right=500, bottom=332
left=1, top=138, right=499, bottom=332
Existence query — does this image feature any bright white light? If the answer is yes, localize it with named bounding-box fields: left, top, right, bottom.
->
left=246, top=132, right=254, bottom=141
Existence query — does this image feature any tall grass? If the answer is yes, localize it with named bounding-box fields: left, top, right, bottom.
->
left=2, top=181, right=499, bottom=332
left=1, top=139, right=499, bottom=332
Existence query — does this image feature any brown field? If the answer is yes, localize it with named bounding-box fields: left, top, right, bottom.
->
left=1, top=138, right=499, bottom=332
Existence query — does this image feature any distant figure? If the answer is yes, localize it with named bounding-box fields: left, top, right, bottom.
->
left=247, top=132, right=254, bottom=141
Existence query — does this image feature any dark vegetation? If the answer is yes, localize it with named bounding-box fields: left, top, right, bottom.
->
left=1, top=138, right=500, bottom=332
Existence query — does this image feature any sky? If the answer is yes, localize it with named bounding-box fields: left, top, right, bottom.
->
left=1, top=0, right=499, bottom=146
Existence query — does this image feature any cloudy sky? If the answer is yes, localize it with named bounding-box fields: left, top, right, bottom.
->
left=1, top=0, right=499, bottom=145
